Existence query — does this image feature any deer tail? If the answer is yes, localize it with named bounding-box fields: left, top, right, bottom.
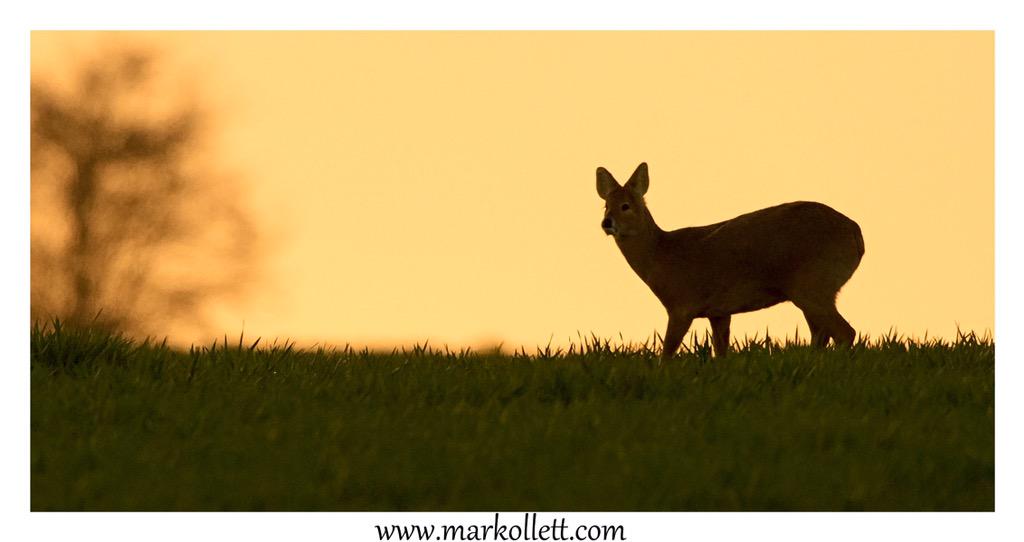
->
left=853, top=224, right=865, bottom=259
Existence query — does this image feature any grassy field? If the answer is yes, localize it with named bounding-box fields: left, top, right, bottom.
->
left=30, top=322, right=994, bottom=511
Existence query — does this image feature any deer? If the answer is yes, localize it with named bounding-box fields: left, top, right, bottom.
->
left=596, top=162, right=864, bottom=359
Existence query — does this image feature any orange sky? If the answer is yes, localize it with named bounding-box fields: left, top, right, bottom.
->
left=31, top=31, right=993, bottom=349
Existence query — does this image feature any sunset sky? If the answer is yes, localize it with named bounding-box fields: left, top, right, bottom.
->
left=31, top=31, right=993, bottom=349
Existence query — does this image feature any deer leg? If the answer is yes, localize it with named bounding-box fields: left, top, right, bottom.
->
left=796, top=300, right=855, bottom=348
left=709, top=315, right=731, bottom=357
left=827, top=307, right=856, bottom=347
left=662, top=312, right=694, bottom=360
left=802, top=311, right=830, bottom=347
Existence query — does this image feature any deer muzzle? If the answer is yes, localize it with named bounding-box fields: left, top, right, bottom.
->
left=601, top=217, right=616, bottom=235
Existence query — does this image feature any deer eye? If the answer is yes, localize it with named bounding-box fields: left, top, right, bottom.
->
left=621, top=203, right=630, bottom=211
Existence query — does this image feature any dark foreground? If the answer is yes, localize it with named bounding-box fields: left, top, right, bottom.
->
left=31, top=324, right=994, bottom=511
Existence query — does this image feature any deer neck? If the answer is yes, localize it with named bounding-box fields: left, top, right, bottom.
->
left=614, top=208, right=663, bottom=283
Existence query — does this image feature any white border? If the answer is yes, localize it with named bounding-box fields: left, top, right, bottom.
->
left=11, top=1, right=1004, bottom=30
left=5, top=1, right=1019, bottom=541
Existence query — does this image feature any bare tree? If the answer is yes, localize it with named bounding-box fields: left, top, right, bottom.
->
left=31, top=48, right=257, bottom=338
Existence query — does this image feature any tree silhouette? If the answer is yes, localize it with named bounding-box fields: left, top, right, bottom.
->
left=31, top=48, right=257, bottom=338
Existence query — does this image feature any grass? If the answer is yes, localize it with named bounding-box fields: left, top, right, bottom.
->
left=31, top=321, right=994, bottom=511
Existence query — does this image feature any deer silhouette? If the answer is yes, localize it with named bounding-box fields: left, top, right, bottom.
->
left=597, top=162, right=864, bottom=358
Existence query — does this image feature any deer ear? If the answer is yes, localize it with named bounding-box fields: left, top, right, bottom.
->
left=596, top=167, right=620, bottom=200
left=624, top=162, right=649, bottom=196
